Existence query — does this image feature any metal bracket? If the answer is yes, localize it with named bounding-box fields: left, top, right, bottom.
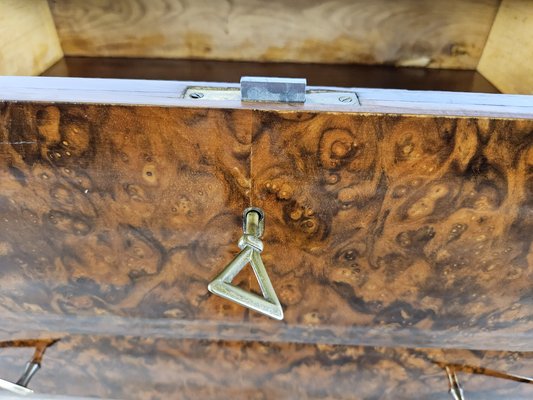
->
left=184, top=75, right=358, bottom=106
left=241, top=76, right=306, bottom=103
left=0, top=339, right=58, bottom=396
left=185, top=87, right=358, bottom=106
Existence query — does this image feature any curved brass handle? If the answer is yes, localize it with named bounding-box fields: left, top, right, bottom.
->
left=208, top=207, right=283, bottom=320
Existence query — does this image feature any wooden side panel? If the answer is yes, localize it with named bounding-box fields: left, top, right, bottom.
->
left=1, top=101, right=532, bottom=350
left=48, top=0, right=499, bottom=69
left=0, top=336, right=531, bottom=399
left=0, top=0, right=63, bottom=76
left=478, top=0, right=533, bottom=94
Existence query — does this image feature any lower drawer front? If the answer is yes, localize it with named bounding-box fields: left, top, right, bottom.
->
left=0, top=336, right=532, bottom=399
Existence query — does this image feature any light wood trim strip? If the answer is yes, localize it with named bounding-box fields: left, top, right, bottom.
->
left=1, top=77, right=532, bottom=118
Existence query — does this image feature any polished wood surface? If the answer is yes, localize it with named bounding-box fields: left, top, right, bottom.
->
left=48, top=0, right=498, bottom=69
left=251, top=112, right=533, bottom=349
left=1, top=84, right=531, bottom=349
left=0, top=103, right=250, bottom=331
left=0, top=78, right=532, bottom=398
left=0, top=337, right=531, bottom=399
left=42, top=57, right=499, bottom=93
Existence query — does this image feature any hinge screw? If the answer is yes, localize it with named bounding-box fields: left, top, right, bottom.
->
left=338, top=96, right=353, bottom=103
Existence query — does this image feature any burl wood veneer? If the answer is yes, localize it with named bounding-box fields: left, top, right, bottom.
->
left=1, top=94, right=531, bottom=350
left=0, top=336, right=531, bottom=400
left=251, top=112, right=533, bottom=346
left=0, top=78, right=532, bottom=399
left=0, top=103, right=252, bottom=325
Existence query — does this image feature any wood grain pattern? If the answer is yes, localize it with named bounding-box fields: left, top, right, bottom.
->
left=478, top=0, right=533, bottom=94
left=252, top=112, right=533, bottom=345
left=0, top=103, right=251, bottom=325
left=0, top=0, right=63, bottom=76
left=0, top=98, right=532, bottom=350
left=48, top=0, right=499, bottom=69
left=0, top=336, right=532, bottom=399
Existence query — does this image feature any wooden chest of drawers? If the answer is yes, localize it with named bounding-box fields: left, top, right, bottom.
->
left=0, top=77, right=531, bottom=398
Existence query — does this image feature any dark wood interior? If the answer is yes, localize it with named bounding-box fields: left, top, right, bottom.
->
left=43, top=57, right=500, bottom=93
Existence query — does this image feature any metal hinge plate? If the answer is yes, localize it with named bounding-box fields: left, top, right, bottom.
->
left=184, top=76, right=358, bottom=106
left=184, top=84, right=359, bottom=106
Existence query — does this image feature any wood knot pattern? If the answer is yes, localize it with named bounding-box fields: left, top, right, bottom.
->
left=252, top=111, right=533, bottom=335
left=0, top=103, right=531, bottom=349
left=0, top=104, right=251, bottom=321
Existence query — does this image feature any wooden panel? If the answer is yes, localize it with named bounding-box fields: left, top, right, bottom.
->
left=252, top=112, right=533, bottom=345
left=0, top=0, right=63, bottom=76
left=48, top=0, right=499, bottom=69
left=0, top=103, right=252, bottom=333
left=0, top=77, right=532, bottom=351
left=251, top=112, right=533, bottom=348
left=0, top=336, right=531, bottom=399
left=478, top=0, right=533, bottom=94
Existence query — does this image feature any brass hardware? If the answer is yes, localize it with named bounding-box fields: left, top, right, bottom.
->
left=445, top=366, right=465, bottom=400
left=208, top=207, right=283, bottom=320
left=437, top=361, right=533, bottom=399
left=183, top=86, right=360, bottom=106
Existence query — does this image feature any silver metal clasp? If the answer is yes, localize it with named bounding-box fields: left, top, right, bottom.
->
left=184, top=76, right=359, bottom=106
left=240, top=76, right=306, bottom=103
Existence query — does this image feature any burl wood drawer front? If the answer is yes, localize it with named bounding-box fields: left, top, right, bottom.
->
left=0, top=337, right=532, bottom=400
left=1, top=95, right=532, bottom=351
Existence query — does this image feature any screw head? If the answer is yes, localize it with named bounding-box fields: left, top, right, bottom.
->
left=189, top=92, right=204, bottom=99
left=338, top=96, right=353, bottom=103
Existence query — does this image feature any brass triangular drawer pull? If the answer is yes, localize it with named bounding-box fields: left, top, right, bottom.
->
left=208, top=207, right=283, bottom=320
